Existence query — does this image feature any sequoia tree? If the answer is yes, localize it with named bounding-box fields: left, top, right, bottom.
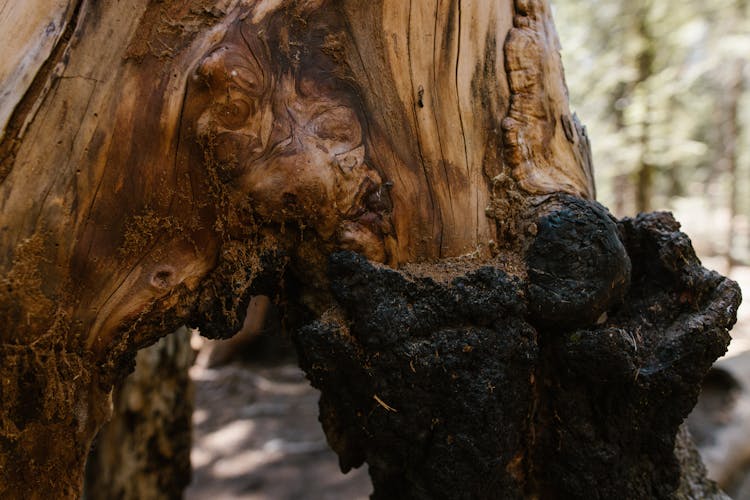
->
left=0, top=0, right=740, bottom=498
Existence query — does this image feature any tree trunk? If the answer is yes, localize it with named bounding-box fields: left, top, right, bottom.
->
left=83, top=327, right=193, bottom=500
left=0, top=0, right=738, bottom=498
left=722, top=0, right=746, bottom=269
left=633, top=0, right=656, bottom=214
left=724, top=59, right=743, bottom=271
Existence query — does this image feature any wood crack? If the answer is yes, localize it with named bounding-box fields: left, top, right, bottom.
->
left=430, top=1, right=453, bottom=258
left=0, top=0, right=85, bottom=183
left=405, top=0, right=442, bottom=256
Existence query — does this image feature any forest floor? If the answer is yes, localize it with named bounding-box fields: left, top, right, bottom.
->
left=184, top=335, right=372, bottom=500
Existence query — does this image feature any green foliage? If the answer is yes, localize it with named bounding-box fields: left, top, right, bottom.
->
left=552, top=0, right=749, bottom=218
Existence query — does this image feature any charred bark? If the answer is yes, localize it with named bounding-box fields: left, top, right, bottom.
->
left=295, top=198, right=740, bottom=499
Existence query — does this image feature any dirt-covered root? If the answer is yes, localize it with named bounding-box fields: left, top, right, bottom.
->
left=295, top=198, right=740, bottom=500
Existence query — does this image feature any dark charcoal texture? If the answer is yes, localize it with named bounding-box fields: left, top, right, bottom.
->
left=534, top=211, right=739, bottom=499
left=296, top=254, right=536, bottom=499
left=294, top=202, right=741, bottom=500
left=526, top=194, right=631, bottom=330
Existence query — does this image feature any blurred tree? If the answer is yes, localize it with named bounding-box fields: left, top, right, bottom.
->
left=722, top=0, right=747, bottom=269
left=553, top=0, right=749, bottom=238
left=84, top=329, right=193, bottom=500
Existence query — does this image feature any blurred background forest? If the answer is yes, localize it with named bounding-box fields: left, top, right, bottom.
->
left=554, top=0, right=749, bottom=267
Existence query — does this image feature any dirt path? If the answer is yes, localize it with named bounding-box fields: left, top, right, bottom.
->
left=186, top=360, right=371, bottom=499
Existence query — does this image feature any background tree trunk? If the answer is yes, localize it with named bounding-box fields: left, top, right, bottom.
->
left=0, top=0, right=739, bottom=498
left=633, top=0, right=656, bottom=214
left=83, top=327, right=193, bottom=500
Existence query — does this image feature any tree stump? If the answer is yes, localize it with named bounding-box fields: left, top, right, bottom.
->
left=0, top=0, right=740, bottom=497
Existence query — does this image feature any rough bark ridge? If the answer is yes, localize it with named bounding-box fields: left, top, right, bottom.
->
left=501, top=0, right=595, bottom=198
left=295, top=200, right=740, bottom=499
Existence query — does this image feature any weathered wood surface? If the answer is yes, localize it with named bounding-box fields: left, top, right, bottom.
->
left=0, top=0, right=77, bottom=141
left=0, top=0, right=730, bottom=498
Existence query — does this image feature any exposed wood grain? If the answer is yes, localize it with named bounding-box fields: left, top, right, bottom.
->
left=0, top=0, right=597, bottom=497
left=342, top=0, right=517, bottom=259
left=502, top=0, right=595, bottom=198
left=0, top=0, right=76, bottom=140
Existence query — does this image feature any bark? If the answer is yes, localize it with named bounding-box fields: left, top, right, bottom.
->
left=295, top=201, right=739, bottom=499
left=0, top=0, right=738, bottom=498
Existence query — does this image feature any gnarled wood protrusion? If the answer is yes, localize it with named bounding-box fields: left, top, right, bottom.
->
left=502, top=0, right=595, bottom=198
